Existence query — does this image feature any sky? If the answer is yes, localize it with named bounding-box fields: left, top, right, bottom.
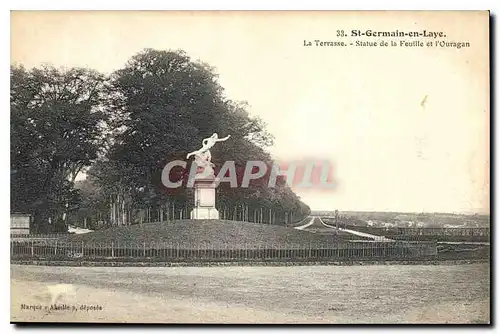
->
left=10, top=11, right=490, bottom=213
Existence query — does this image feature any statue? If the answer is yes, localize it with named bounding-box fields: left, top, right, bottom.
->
left=187, top=133, right=230, bottom=220
left=186, top=133, right=231, bottom=176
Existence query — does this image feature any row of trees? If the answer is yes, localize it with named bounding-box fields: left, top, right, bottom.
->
left=11, top=49, right=310, bottom=232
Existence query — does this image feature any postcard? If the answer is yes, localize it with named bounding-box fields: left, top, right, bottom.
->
left=10, top=10, right=490, bottom=324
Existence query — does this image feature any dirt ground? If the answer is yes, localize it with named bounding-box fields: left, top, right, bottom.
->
left=11, top=263, right=490, bottom=324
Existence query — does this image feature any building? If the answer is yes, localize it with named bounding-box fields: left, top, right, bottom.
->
left=10, top=213, right=31, bottom=235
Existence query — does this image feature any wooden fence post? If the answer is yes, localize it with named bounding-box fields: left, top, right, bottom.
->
left=111, top=242, right=114, bottom=257
left=55, top=240, right=58, bottom=255
left=143, top=242, right=146, bottom=257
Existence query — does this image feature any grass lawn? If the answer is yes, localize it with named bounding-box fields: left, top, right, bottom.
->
left=60, top=219, right=353, bottom=249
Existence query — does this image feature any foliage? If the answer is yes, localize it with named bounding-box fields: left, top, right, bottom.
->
left=11, top=49, right=310, bottom=231
left=11, top=65, right=111, bottom=232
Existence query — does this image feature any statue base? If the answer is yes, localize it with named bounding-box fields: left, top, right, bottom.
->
left=190, top=207, right=220, bottom=220
left=190, top=176, right=219, bottom=220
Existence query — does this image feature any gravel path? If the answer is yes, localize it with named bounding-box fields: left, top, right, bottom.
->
left=11, top=263, right=490, bottom=324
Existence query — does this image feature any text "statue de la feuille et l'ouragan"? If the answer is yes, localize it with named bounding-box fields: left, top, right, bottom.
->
left=303, top=29, right=471, bottom=49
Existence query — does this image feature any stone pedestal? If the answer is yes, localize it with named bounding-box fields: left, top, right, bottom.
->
left=190, top=176, right=219, bottom=220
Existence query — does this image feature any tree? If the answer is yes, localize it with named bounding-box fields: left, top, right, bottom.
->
left=101, top=48, right=308, bottom=224
left=12, top=49, right=310, bottom=230
left=10, top=65, right=110, bottom=232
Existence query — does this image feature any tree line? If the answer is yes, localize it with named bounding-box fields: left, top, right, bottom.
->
left=11, top=49, right=310, bottom=232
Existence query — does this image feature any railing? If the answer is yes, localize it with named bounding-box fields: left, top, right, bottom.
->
left=10, top=233, right=73, bottom=240
left=11, top=239, right=439, bottom=262
left=394, top=227, right=490, bottom=236
left=335, top=226, right=490, bottom=242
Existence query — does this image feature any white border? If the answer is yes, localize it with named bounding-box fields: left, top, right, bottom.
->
left=2, top=1, right=497, bottom=333
left=5, top=0, right=498, bottom=10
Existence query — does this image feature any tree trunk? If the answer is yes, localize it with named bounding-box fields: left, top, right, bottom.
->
left=109, top=195, right=113, bottom=226
left=62, top=202, right=69, bottom=222
left=113, top=199, right=117, bottom=226
left=121, top=196, right=126, bottom=226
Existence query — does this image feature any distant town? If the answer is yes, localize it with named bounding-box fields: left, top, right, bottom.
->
left=310, top=211, right=490, bottom=229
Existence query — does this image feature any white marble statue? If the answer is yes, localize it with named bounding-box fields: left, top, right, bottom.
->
left=186, top=133, right=231, bottom=173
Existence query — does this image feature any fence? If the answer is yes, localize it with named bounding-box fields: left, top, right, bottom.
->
left=394, top=227, right=490, bottom=236
left=339, top=226, right=490, bottom=242
left=70, top=204, right=308, bottom=229
left=10, top=233, right=73, bottom=240
left=11, top=239, right=438, bottom=262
